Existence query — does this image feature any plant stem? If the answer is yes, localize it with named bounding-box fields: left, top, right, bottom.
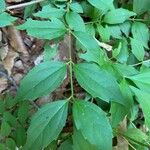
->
left=6, top=0, right=45, bottom=10
left=130, top=59, right=150, bottom=67
left=68, top=31, right=74, bottom=98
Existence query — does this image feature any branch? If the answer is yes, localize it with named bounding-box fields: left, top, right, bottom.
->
left=6, top=0, right=45, bottom=10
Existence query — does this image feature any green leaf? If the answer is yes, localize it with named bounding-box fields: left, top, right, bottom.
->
left=34, top=5, right=65, bottom=19
left=87, top=0, right=114, bottom=13
left=0, top=0, right=5, bottom=11
left=0, top=144, right=5, bottom=150
left=23, top=100, right=68, bottom=150
left=0, top=12, right=17, bottom=27
left=119, top=21, right=131, bottom=37
left=130, top=38, right=145, bottom=61
left=66, top=11, right=85, bottom=32
left=110, top=102, right=128, bottom=128
left=73, top=31, right=102, bottom=64
left=104, top=8, right=136, bottom=24
left=73, top=100, right=112, bottom=150
left=6, top=138, right=16, bottom=150
left=107, top=25, right=122, bottom=39
left=128, top=70, right=150, bottom=93
left=14, top=126, right=27, bottom=147
left=123, top=128, right=149, bottom=147
left=97, top=24, right=110, bottom=42
left=130, top=87, right=150, bottom=129
left=58, top=139, right=73, bottom=150
left=74, top=63, right=124, bottom=104
left=18, top=101, right=29, bottom=124
left=3, top=112, right=18, bottom=127
left=116, top=38, right=129, bottom=63
left=24, top=4, right=37, bottom=19
left=72, top=128, right=97, bottom=150
left=17, top=18, right=66, bottom=40
left=85, top=24, right=95, bottom=36
left=131, top=22, right=149, bottom=49
left=133, top=0, right=150, bottom=15
left=1, top=120, right=11, bottom=137
left=0, top=100, right=5, bottom=114
left=44, top=43, right=58, bottom=61
left=70, top=2, right=83, bottom=13
left=16, top=61, right=67, bottom=101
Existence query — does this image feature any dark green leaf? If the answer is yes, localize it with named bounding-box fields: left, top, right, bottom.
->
left=0, top=101, right=5, bottom=114
left=74, top=63, right=124, bottom=104
left=58, top=139, right=73, bottom=150
left=34, top=5, right=65, bottom=19
left=1, top=120, right=11, bottom=137
left=18, top=101, right=29, bottom=124
left=16, top=61, right=67, bottom=101
left=17, top=18, right=66, bottom=40
left=66, top=11, right=85, bottom=32
left=15, top=126, right=27, bottom=147
left=23, top=100, right=68, bottom=150
left=104, top=8, right=136, bottom=24
left=24, top=4, right=37, bottom=19
left=0, top=12, right=17, bottom=27
left=133, top=0, right=150, bottom=15
left=73, top=100, right=112, bottom=150
left=6, top=138, right=16, bottom=150
left=3, top=112, right=18, bottom=127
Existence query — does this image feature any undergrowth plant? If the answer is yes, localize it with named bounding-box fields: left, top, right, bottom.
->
left=0, top=0, right=150, bottom=149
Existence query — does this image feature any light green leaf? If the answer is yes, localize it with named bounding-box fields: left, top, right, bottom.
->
left=119, top=21, right=131, bottom=37
left=73, top=31, right=102, bottom=64
left=66, top=11, right=85, bottom=32
left=130, top=38, right=145, bottom=61
left=107, top=25, right=122, bottom=39
left=74, top=63, right=124, bottom=104
left=85, top=24, right=95, bottom=36
left=16, top=61, right=67, bottom=101
left=34, top=5, right=65, bottom=19
left=23, top=100, right=68, bottom=150
left=72, top=128, right=97, bottom=150
left=128, top=70, right=150, bottom=93
left=1, top=120, right=11, bottom=137
left=73, top=100, right=112, bottom=150
left=0, top=12, right=17, bottom=27
left=104, top=8, right=136, bottom=24
left=132, top=22, right=149, bottom=48
left=110, top=102, right=128, bottom=128
left=123, top=128, right=149, bottom=147
left=116, top=38, right=129, bottom=63
left=130, top=87, right=150, bottom=129
left=0, top=0, right=5, bottom=11
left=43, top=43, right=58, bottom=61
left=97, top=24, right=110, bottom=42
left=17, top=18, right=66, bottom=40
left=70, top=2, right=83, bottom=13
left=87, top=0, right=114, bottom=13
